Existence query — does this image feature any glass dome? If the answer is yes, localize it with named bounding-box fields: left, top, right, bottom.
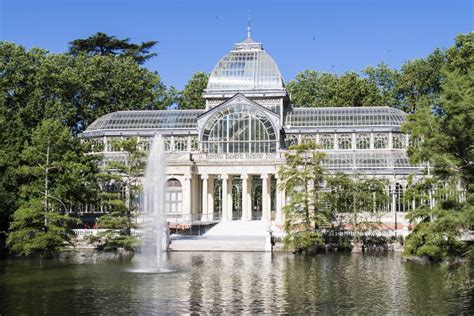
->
left=206, top=38, right=285, bottom=92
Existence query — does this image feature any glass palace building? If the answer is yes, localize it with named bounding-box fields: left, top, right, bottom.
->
left=82, top=35, right=423, bottom=228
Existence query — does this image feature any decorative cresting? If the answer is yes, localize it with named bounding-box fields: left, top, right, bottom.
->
left=201, top=102, right=278, bottom=154
left=206, top=37, right=285, bottom=92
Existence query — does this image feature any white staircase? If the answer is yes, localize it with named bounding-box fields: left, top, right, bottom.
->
left=169, top=220, right=285, bottom=252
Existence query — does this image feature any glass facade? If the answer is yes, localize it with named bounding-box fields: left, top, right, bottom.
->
left=202, top=103, right=277, bottom=153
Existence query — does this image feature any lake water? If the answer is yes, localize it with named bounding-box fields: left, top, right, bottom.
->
left=0, top=251, right=472, bottom=314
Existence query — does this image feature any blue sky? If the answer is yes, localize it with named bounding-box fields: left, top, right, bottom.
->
left=1, top=0, right=472, bottom=90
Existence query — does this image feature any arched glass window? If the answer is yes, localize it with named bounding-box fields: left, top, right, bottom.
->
left=202, top=104, right=277, bottom=153
left=356, top=133, right=370, bottom=149
left=320, top=134, right=334, bottom=149
left=374, top=133, right=389, bottom=149
left=165, top=178, right=182, bottom=214
left=174, top=137, right=188, bottom=152
left=337, top=134, right=352, bottom=150
left=392, top=134, right=406, bottom=149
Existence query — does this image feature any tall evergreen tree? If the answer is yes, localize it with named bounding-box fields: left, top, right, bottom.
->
left=7, top=119, right=99, bottom=257
left=68, top=32, right=158, bottom=64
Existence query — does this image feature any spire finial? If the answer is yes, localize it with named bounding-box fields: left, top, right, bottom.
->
left=247, top=10, right=251, bottom=39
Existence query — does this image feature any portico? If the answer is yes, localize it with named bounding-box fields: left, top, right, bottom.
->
left=196, top=171, right=284, bottom=224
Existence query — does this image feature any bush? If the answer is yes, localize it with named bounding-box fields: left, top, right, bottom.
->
left=284, top=231, right=325, bottom=255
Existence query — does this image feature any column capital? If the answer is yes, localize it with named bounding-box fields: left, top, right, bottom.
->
left=260, top=173, right=268, bottom=180
left=241, top=173, right=249, bottom=180
left=221, top=174, right=229, bottom=180
left=184, top=174, right=192, bottom=181
left=201, top=174, right=209, bottom=180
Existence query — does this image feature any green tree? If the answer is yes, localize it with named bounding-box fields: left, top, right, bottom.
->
left=278, top=142, right=328, bottom=232
left=402, top=53, right=473, bottom=261
left=89, top=137, right=145, bottom=251
left=364, top=62, right=400, bottom=108
left=6, top=120, right=98, bottom=257
left=394, top=49, right=446, bottom=113
left=0, top=42, right=173, bottom=240
left=324, top=174, right=389, bottom=241
left=445, top=32, right=473, bottom=74
left=68, top=32, right=158, bottom=64
left=287, top=70, right=383, bottom=107
left=177, top=72, right=209, bottom=109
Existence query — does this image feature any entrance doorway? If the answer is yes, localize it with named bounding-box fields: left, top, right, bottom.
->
left=251, top=176, right=262, bottom=220
left=232, top=176, right=242, bottom=220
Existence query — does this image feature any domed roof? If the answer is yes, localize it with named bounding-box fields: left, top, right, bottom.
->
left=206, top=37, right=285, bottom=92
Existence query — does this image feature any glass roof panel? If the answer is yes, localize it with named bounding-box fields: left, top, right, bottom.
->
left=85, top=110, right=203, bottom=131
left=285, top=107, right=406, bottom=128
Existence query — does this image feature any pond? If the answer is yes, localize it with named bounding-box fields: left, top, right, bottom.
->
left=0, top=251, right=472, bottom=314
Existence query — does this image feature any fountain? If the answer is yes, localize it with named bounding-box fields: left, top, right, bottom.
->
left=133, top=135, right=170, bottom=273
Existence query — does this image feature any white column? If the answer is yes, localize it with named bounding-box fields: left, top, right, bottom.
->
left=275, top=173, right=284, bottom=224
left=241, top=174, right=249, bottom=221
left=221, top=174, right=228, bottom=221
left=192, top=174, right=199, bottom=220
left=208, top=175, right=214, bottom=220
left=201, top=174, right=208, bottom=221
left=183, top=175, right=192, bottom=223
left=261, top=174, right=270, bottom=222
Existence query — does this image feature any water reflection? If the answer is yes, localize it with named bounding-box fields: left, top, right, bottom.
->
left=0, top=252, right=472, bottom=314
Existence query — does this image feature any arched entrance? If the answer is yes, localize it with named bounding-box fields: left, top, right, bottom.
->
left=232, top=176, right=242, bottom=220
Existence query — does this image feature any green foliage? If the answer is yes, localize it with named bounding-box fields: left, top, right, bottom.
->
left=394, top=49, right=445, bottom=113
left=325, top=173, right=389, bottom=240
left=6, top=120, right=96, bottom=256
left=445, top=32, right=474, bottom=74
left=68, top=32, right=158, bottom=64
left=402, top=37, right=473, bottom=261
left=283, top=231, right=325, bottom=255
left=287, top=70, right=383, bottom=107
left=177, top=72, right=209, bottom=109
left=0, top=41, right=172, bottom=246
left=6, top=199, right=78, bottom=257
left=88, top=137, right=144, bottom=251
left=279, top=142, right=328, bottom=231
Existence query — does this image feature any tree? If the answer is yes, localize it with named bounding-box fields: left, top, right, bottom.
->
left=177, top=72, right=209, bottom=109
left=89, top=137, right=145, bottom=251
left=278, top=142, right=330, bottom=254
left=445, top=32, right=474, bottom=75
left=394, top=49, right=446, bottom=113
left=6, top=120, right=99, bottom=257
left=0, top=42, right=173, bottom=242
left=325, top=174, right=389, bottom=242
left=68, top=32, right=158, bottom=64
left=364, top=62, right=401, bottom=108
left=287, top=70, right=383, bottom=108
left=402, top=49, right=473, bottom=261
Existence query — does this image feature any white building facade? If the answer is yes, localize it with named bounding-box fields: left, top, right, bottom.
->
left=82, top=36, right=424, bottom=230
